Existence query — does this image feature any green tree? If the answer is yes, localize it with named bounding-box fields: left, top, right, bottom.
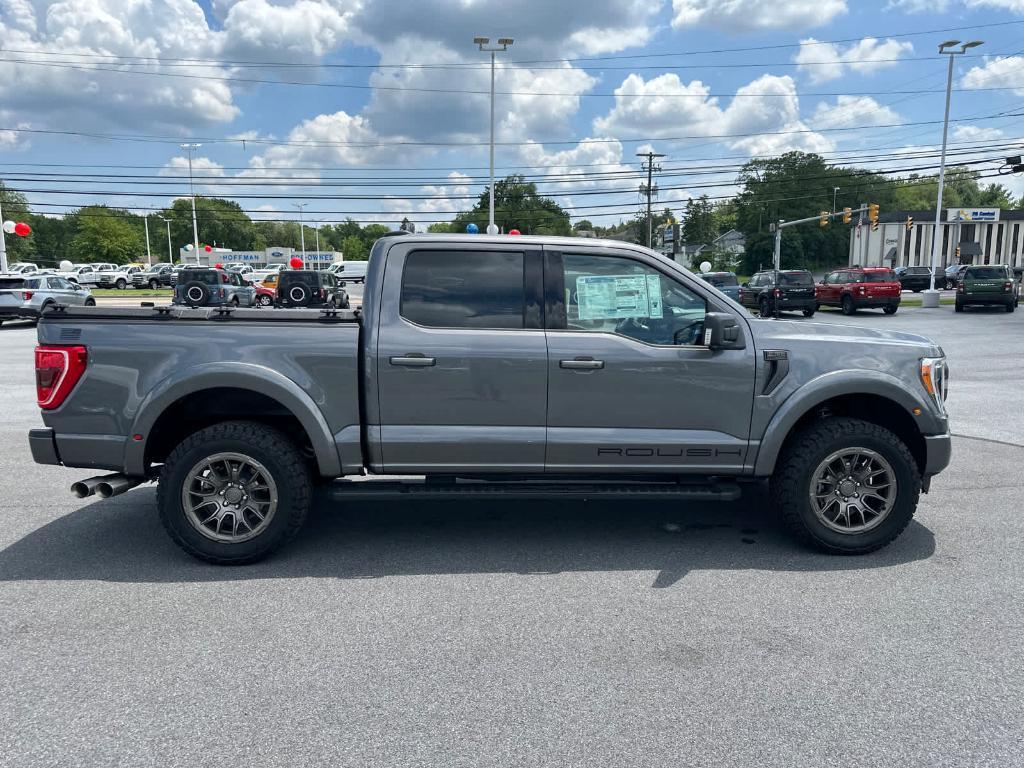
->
left=1, top=182, right=35, bottom=263
left=341, top=235, right=367, bottom=261
left=359, top=224, right=390, bottom=251
left=450, top=175, right=571, bottom=235
left=158, top=197, right=259, bottom=252
left=682, top=196, right=716, bottom=245
left=68, top=206, right=145, bottom=264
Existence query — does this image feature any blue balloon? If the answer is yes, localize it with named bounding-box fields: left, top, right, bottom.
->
left=465, top=223, right=479, bottom=234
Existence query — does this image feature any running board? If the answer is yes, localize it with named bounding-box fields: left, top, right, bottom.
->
left=326, top=479, right=742, bottom=502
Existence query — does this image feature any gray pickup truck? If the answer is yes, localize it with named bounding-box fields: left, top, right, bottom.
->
left=29, top=233, right=951, bottom=564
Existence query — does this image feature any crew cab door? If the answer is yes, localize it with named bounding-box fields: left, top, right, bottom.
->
left=373, top=243, right=547, bottom=473
left=543, top=247, right=756, bottom=474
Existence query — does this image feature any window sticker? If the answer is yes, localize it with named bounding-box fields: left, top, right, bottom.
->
left=576, top=274, right=662, bottom=320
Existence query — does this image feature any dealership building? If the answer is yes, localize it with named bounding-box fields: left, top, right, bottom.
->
left=177, top=246, right=342, bottom=268
left=848, top=208, right=1024, bottom=269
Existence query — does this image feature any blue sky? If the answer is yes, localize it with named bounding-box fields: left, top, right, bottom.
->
left=1, top=0, right=1022, bottom=232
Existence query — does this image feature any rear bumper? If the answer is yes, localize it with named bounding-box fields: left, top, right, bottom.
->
left=958, top=294, right=1012, bottom=305
left=0, top=306, right=39, bottom=320
left=29, top=428, right=61, bottom=466
left=854, top=297, right=900, bottom=308
left=924, top=432, right=952, bottom=477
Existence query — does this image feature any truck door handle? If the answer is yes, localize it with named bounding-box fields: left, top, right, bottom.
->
left=560, top=358, right=604, bottom=370
left=390, top=355, right=436, bottom=367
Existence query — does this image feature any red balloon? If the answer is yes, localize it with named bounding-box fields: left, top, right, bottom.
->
left=289, top=257, right=303, bottom=269
left=13, top=222, right=31, bottom=237
left=508, top=229, right=521, bottom=236
left=214, top=263, right=224, bottom=269
left=204, top=245, right=212, bottom=252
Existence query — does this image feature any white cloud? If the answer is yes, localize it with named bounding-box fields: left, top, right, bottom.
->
left=671, top=0, right=847, bottom=31
left=161, top=156, right=227, bottom=177
left=794, top=37, right=915, bottom=83
left=889, top=0, right=1024, bottom=10
left=594, top=72, right=834, bottom=157
left=812, top=96, right=903, bottom=129
left=952, top=125, right=1005, bottom=142
left=962, top=56, right=1024, bottom=97
left=566, top=26, right=652, bottom=56
left=219, top=0, right=357, bottom=61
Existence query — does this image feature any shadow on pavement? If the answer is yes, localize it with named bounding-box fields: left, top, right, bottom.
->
left=0, top=485, right=935, bottom=588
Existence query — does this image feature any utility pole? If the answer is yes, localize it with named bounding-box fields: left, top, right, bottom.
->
left=637, top=150, right=665, bottom=249
left=158, top=216, right=172, bottom=263
left=0, top=188, right=7, bottom=274
left=293, top=203, right=307, bottom=264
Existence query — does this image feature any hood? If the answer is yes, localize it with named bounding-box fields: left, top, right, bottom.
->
left=749, top=316, right=941, bottom=355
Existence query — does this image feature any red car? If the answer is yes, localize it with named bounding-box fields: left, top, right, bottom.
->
left=254, top=277, right=277, bottom=307
left=816, top=267, right=901, bottom=315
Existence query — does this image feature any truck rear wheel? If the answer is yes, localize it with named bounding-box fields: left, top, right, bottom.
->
left=157, top=421, right=312, bottom=564
left=770, top=417, right=920, bottom=555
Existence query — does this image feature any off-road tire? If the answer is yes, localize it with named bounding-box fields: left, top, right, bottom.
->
left=841, top=294, right=856, bottom=315
left=759, top=296, right=771, bottom=317
left=182, top=281, right=211, bottom=307
left=157, top=421, right=312, bottom=565
left=1007, top=301, right=1015, bottom=313
left=802, top=309, right=815, bottom=318
left=770, top=417, right=921, bottom=555
left=883, top=305, right=898, bottom=315
left=954, top=301, right=964, bottom=313
left=286, top=283, right=312, bottom=307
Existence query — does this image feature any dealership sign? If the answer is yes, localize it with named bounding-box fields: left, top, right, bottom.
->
left=947, top=208, right=1000, bottom=222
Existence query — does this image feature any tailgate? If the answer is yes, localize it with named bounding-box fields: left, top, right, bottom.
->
left=0, top=290, right=24, bottom=307
left=965, top=280, right=1005, bottom=294
left=865, top=283, right=900, bottom=297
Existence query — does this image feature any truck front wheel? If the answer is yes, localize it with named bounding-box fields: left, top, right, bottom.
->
left=157, top=421, right=312, bottom=564
left=770, top=417, right=921, bottom=554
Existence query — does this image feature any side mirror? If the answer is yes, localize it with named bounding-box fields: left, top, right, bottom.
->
left=704, top=312, right=745, bottom=350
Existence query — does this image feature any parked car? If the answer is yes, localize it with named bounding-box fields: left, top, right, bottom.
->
left=0, top=274, right=94, bottom=323
left=816, top=267, right=901, bottom=315
left=75, top=263, right=116, bottom=287
left=172, top=268, right=256, bottom=308
left=31, top=233, right=952, bottom=564
left=133, top=263, right=176, bottom=289
left=276, top=270, right=349, bottom=308
left=251, top=264, right=285, bottom=283
left=254, top=274, right=278, bottom=307
left=737, top=269, right=816, bottom=317
left=3, top=262, right=51, bottom=276
left=325, top=261, right=367, bottom=283
left=94, top=265, right=142, bottom=290
left=225, top=263, right=255, bottom=278
left=944, top=264, right=968, bottom=290
left=895, top=266, right=938, bottom=293
left=955, top=264, right=1019, bottom=313
left=697, top=271, right=740, bottom=301
left=56, top=264, right=98, bottom=285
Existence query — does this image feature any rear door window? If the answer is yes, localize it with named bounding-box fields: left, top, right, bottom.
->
left=401, top=250, right=525, bottom=329
left=779, top=272, right=813, bottom=286
left=864, top=271, right=897, bottom=282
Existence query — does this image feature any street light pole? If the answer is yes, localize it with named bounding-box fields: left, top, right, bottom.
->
left=314, top=222, right=321, bottom=263
left=158, top=216, right=172, bottom=263
left=143, top=215, right=152, bottom=266
left=180, top=143, right=202, bottom=263
left=0, top=190, right=7, bottom=274
left=294, top=203, right=307, bottom=265
left=833, top=187, right=840, bottom=214
left=924, top=39, right=983, bottom=306
left=474, top=36, right=513, bottom=235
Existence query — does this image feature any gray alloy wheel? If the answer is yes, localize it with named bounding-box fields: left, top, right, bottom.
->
left=257, top=294, right=273, bottom=306
left=181, top=452, right=279, bottom=544
left=809, top=448, right=896, bottom=534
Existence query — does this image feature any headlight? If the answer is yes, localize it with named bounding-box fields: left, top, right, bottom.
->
left=920, top=357, right=949, bottom=413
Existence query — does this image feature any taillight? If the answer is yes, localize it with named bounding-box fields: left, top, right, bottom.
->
left=1004, top=282, right=1012, bottom=292
left=859, top=286, right=866, bottom=295
left=35, top=345, right=88, bottom=410
left=22, top=291, right=33, bottom=301
left=219, top=288, right=225, bottom=298
left=957, top=283, right=965, bottom=293
left=773, top=288, right=781, bottom=298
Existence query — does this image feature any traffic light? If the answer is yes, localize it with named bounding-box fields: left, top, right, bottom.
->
left=905, top=216, right=914, bottom=231
left=955, top=246, right=961, bottom=261
left=819, top=210, right=829, bottom=227
left=868, top=203, right=879, bottom=224
left=842, top=207, right=852, bottom=224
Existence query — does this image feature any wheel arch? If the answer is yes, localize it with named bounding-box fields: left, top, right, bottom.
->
left=754, top=375, right=933, bottom=477
left=125, top=365, right=342, bottom=478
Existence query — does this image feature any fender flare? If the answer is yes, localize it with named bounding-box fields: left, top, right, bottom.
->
left=753, top=370, right=934, bottom=476
left=123, top=362, right=342, bottom=477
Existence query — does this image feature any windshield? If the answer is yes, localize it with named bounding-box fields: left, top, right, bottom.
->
left=966, top=266, right=1005, bottom=279
left=864, top=271, right=896, bottom=282
left=779, top=272, right=813, bottom=286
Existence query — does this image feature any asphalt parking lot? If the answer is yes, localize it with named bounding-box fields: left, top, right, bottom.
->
left=1, top=305, right=1022, bottom=767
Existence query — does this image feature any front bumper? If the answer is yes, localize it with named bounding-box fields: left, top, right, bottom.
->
left=924, top=432, right=952, bottom=477
left=29, top=428, right=61, bottom=465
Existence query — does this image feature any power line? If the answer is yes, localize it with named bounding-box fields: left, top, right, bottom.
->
left=2, top=56, right=1021, bottom=98
left=2, top=112, right=1020, bottom=149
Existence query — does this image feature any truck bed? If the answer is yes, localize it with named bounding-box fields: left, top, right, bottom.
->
left=38, top=304, right=361, bottom=325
